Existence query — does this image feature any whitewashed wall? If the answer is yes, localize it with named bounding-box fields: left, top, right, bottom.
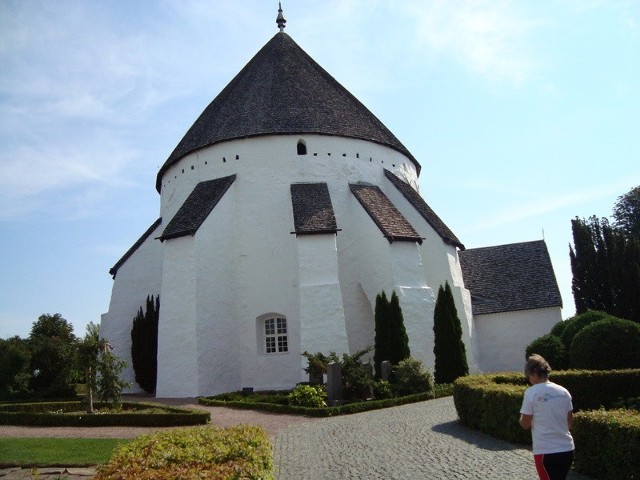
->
left=100, top=222, right=163, bottom=393
left=105, top=133, right=498, bottom=397
left=475, top=306, right=562, bottom=373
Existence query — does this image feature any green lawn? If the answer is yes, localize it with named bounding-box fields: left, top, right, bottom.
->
left=0, top=438, right=129, bottom=467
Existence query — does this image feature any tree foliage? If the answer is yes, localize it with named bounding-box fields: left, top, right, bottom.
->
left=28, top=313, right=77, bottom=398
left=0, top=337, right=31, bottom=399
left=373, top=290, right=410, bottom=378
left=612, top=185, right=640, bottom=236
left=570, top=216, right=640, bottom=322
left=433, top=282, right=468, bottom=384
left=131, top=295, right=159, bottom=393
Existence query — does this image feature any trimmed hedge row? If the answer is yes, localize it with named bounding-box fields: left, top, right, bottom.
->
left=200, top=391, right=437, bottom=417
left=573, top=408, right=640, bottom=480
left=94, top=425, right=273, bottom=480
left=0, top=401, right=210, bottom=427
left=453, top=369, right=640, bottom=445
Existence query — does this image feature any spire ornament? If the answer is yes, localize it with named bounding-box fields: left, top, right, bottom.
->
left=276, top=2, right=286, bottom=31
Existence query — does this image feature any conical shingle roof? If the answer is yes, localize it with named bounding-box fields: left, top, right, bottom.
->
left=156, top=32, right=419, bottom=191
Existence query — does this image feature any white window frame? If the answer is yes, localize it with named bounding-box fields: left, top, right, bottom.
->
left=262, top=315, right=288, bottom=354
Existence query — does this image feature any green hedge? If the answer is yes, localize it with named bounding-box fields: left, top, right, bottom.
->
left=200, top=390, right=437, bottom=417
left=573, top=409, right=640, bottom=480
left=94, top=425, right=272, bottom=480
left=453, top=369, right=640, bottom=445
left=0, top=401, right=210, bottom=427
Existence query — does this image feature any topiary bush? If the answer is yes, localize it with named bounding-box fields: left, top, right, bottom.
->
left=570, top=318, right=640, bottom=370
left=549, top=319, right=570, bottom=338
left=525, top=333, right=567, bottom=370
left=94, top=425, right=273, bottom=479
left=572, top=409, right=640, bottom=480
left=559, top=309, right=617, bottom=351
left=288, top=384, right=327, bottom=408
left=392, top=358, right=434, bottom=397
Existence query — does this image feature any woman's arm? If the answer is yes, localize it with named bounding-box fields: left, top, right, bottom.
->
left=519, top=413, right=532, bottom=430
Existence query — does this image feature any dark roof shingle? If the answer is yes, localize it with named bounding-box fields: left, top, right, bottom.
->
left=290, top=183, right=338, bottom=235
left=160, top=175, right=236, bottom=241
left=156, top=33, right=419, bottom=191
left=459, top=240, right=562, bottom=315
left=349, top=183, right=422, bottom=244
left=384, top=169, right=464, bottom=249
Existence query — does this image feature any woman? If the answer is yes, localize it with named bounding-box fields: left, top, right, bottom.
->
left=519, top=354, right=575, bottom=480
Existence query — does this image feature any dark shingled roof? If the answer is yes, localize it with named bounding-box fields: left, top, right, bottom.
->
left=459, top=240, right=562, bottom=315
left=156, top=32, right=419, bottom=192
left=350, top=183, right=422, bottom=244
left=290, top=183, right=338, bottom=235
left=109, top=218, right=162, bottom=278
left=160, top=175, right=236, bottom=241
left=384, top=169, right=464, bottom=250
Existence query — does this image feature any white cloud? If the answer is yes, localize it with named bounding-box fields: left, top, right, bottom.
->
left=405, top=0, right=542, bottom=86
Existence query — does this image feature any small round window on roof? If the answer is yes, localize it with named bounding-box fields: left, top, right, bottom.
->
left=297, top=140, right=307, bottom=155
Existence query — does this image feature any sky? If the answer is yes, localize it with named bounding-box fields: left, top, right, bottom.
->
left=1, top=0, right=639, bottom=339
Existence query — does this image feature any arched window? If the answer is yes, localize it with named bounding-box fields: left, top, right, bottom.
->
left=258, top=314, right=288, bottom=354
left=297, top=140, right=307, bottom=155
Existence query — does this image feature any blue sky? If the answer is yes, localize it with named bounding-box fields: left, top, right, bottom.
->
left=1, top=0, right=639, bottom=339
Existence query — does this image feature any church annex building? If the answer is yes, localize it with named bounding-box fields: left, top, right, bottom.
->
left=101, top=10, right=562, bottom=397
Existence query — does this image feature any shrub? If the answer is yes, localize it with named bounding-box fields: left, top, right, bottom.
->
left=372, top=380, right=394, bottom=399
left=549, top=319, right=570, bottom=338
left=94, top=425, right=273, bottom=480
left=570, top=318, right=640, bottom=370
left=392, top=358, right=434, bottom=397
left=559, top=309, right=616, bottom=351
left=573, top=409, right=640, bottom=480
left=288, top=385, right=327, bottom=408
left=525, top=333, right=567, bottom=370
left=453, top=370, right=640, bottom=444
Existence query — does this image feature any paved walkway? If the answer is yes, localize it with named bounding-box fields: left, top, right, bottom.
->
left=273, top=397, right=593, bottom=480
left=1, top=396, right=593, bottom=479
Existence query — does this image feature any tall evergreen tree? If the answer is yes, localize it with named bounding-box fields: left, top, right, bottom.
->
left=433, top=282, right=468, bottom=384
left=373, top=291, right=390, bottom=378
left=130, top=295, right=159, bottom=393
left=570, top=216, right=640, bottom=322
left=388, top=291, right=410, bottom=364
left=374, top=290, right=411, bottom=377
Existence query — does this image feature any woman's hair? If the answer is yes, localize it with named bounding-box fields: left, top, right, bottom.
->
left=524, top=354, right=551, bottom=378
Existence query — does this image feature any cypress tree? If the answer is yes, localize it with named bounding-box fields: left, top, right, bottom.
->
left=388, top=291, right=410, bottom=364
left=433, top=282, right=468, bottom=384
left=373, top=291, right=390, bottom=378
left=130, top=295, right=159, bottom=393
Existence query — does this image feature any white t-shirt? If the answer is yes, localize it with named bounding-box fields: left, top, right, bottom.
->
left=520, top=381, right=575, bottom=455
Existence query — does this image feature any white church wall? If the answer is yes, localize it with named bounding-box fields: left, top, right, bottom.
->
left=383, top=182, right=478, bottom=371
left=156, top=235, right=199, bottom=397
left=100, top=222, right=163, bottom=393
left=194, top=188, right=241, bottom=396
left=475, top=306, right=562, bottom=373
left=297, top=234, right=349, bottom=380
left=390, top=243, right=436, bottom=368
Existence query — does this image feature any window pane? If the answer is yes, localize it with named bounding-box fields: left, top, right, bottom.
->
left=265, top=318, right=275, bottom=335
left=278, top=335, right=288, bottom=352
left=277, top=317, right=287, bottom=334
left=266, top=337, right=276, bottom=353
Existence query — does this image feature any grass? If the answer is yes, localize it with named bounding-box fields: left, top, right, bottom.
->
left=0, top=438, right=130, bottom=467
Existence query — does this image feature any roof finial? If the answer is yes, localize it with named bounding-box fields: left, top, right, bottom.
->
left=276, top=2, right=286, bottom=32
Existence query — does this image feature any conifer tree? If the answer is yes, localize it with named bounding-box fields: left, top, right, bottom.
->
left=433, top=282, right=468, bottom=384
left=374, top=290, right=411, bottom=377
left=130, top=295, right=159, bottom=393
left=388, top=291, right=410, bottom=364
left=373, top=291, right=390, bottom=378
